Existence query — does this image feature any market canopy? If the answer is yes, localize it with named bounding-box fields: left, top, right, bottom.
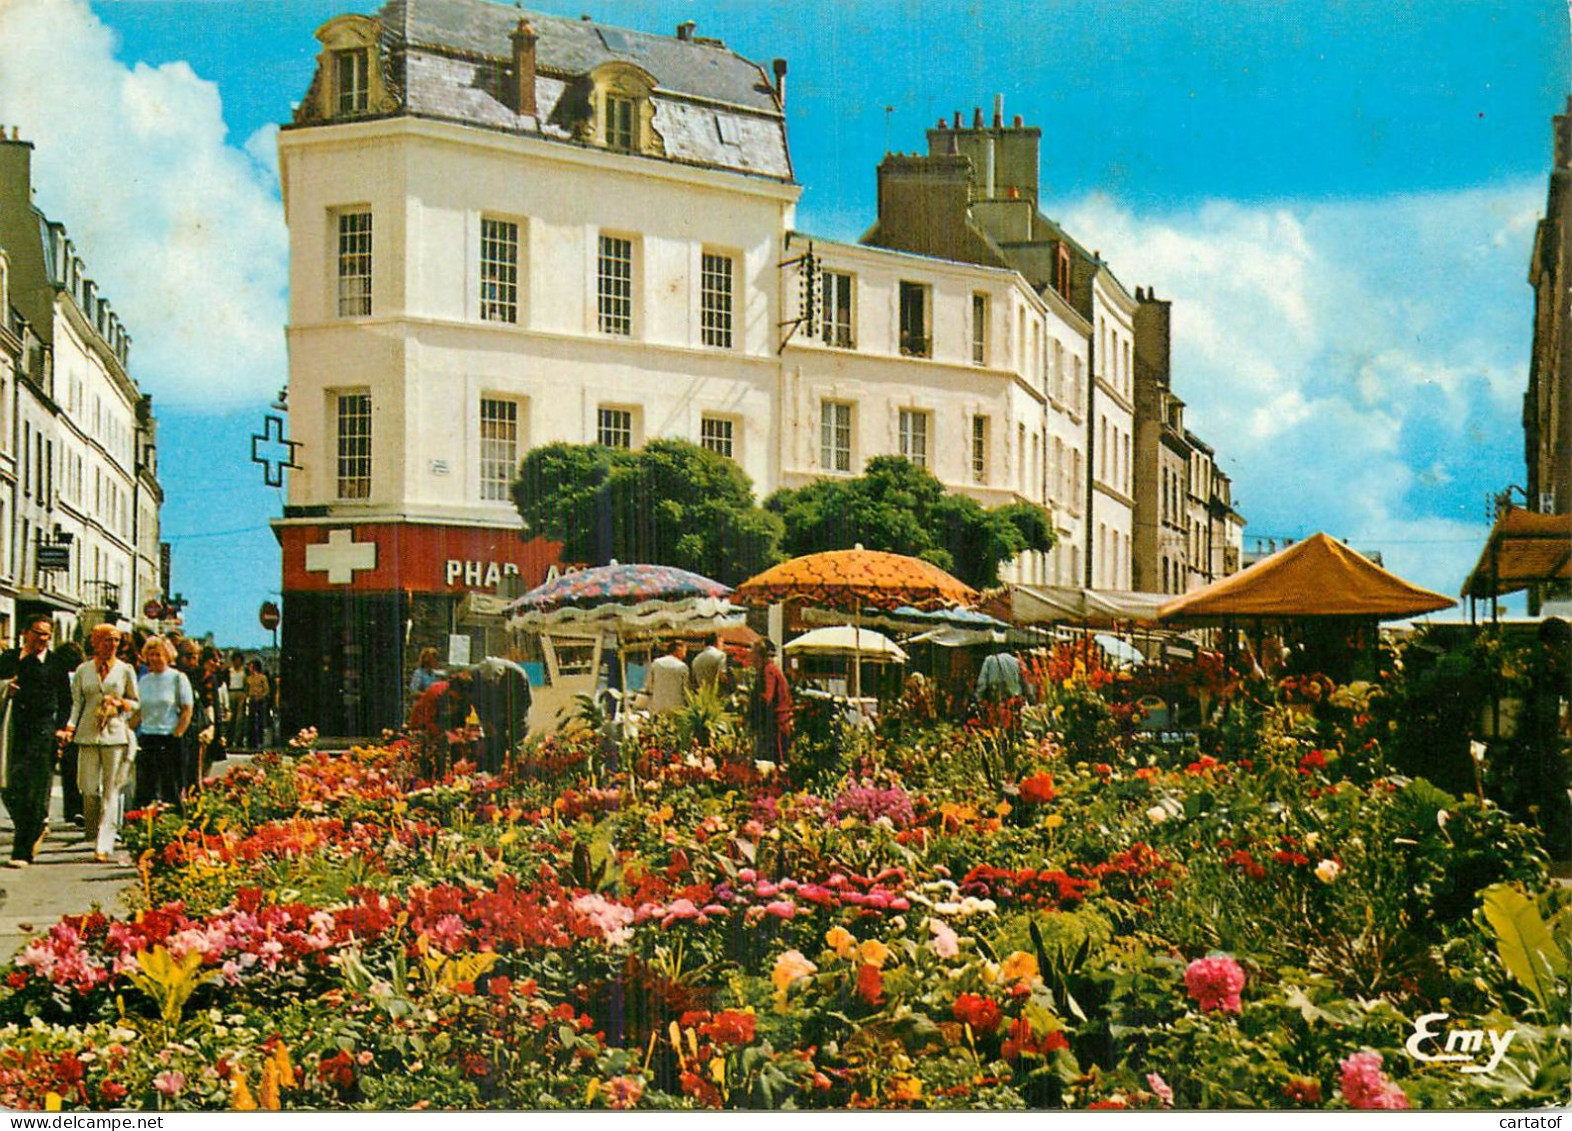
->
left=1159, top=532, right=1454, bottom=620
left=1461, top=507, right=1572, bottom=599
left=506, top=562, right=740, bottom=635
left=733, top=548, right=978, bottom=611
left=1008, top=584, right=1168, bottom=627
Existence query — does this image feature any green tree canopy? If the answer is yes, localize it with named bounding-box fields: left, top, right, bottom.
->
left=512, top=439, right=782, bottom=585
left=765, top=456, right=1056, bottom=589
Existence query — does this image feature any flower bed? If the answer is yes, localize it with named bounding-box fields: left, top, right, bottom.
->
left=0, top=657, right=1566, bottom=1111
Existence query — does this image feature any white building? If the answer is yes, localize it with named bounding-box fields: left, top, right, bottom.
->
left=0, top=131, right=162, bottom=644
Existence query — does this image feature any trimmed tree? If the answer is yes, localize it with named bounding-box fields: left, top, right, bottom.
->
left=512, top=439, right=782, bottom=585
left=765, top=455, right=1055, bottom=589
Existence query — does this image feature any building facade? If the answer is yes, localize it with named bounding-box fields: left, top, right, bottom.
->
left=0, top=131, right=163, bottom=645
left=278, top=0, right=1244, bottom=735
left=1526, top=97, right=1572, bottom=517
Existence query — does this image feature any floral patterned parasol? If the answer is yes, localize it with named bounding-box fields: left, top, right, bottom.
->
left=508, top=562, right=731, bottom=614
left=732, top=548, right=978, bottom=612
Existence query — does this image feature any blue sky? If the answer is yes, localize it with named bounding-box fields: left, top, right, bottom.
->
left=0, top=0, right=1565, bottom=643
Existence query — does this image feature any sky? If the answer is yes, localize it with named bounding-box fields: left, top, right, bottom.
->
left=0, top=0, right=1565, bottom=644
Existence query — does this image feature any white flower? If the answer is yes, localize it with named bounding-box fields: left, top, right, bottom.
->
left=1304, top=831, right=1321, bottom=850
left=1146, top=805, right=1168, bottom=823
left=1314, top=859, right=1341, bottom=884
left=1436, top=809, right=1449, bottom=830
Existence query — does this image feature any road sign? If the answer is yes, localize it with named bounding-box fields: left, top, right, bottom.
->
left=259, top=601, right=281, bottom=631
left=144, top=599, right=164, bottom=621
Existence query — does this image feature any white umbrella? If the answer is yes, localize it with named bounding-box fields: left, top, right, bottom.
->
left=785, top=625, right=908, bottom=663
left=1094, top=633, right=1146, bottom=667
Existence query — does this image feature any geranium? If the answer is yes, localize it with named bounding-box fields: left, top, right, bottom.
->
left=1339, top=1052, right=1408, bottom=1110
left=1183, top=955, right=1245, bottom=1013
left=952, top=993, right=1002, bottom=1034
left=1018, top=772, right=1056, bottom=804
left=699, top=1010, right=758, bottom=1047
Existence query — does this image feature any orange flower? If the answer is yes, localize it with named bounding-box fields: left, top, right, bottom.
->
left=856, top=963, right=884, bottom=1005
left=1000, top=950, right=1039, bottom=983
left=857, top=938, right=892, bottom=969
left=825, top=926, right=857, bottom=960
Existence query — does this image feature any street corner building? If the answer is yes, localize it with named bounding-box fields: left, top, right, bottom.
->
left=0, top=130, right=165, bottom=645
left=272, top=0, right=1244, bottom=738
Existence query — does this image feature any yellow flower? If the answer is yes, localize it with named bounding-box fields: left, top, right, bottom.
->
left=272, top=1041, right=295, bottom=1087
left=259, top=1063, right=281, bottom=1111
left=230, top=1070, right=257, bottom=1112
left=825, top=926, right=857, bottom=960
left=857, top=938, right=892, bottom=969
left=44, top=1092, right=62, bottom=1112
left=771, top=949, right=818, bottom=993
left=1000, top=950, right=1040, bottom=982
left=888, top=1075, right=923, bottom=1103
left=1044, top=813, right=1065, bottom=830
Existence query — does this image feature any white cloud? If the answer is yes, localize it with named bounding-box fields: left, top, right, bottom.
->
left=1060, top=182, right=1538, bottom=597
left=0, top=0, right=286, bottom=410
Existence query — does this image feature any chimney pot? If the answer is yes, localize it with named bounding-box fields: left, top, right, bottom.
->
left=972, top=107, right=984, bottom=128
left=952, top=111, right=961, bottom=129
left=1013, top=114, right=1023, bottom=128
left=772, top=57, right=787, bottom=105
left=993, top=93, right=1003, bottom=128
left=677, top=20, right=695, bottom=40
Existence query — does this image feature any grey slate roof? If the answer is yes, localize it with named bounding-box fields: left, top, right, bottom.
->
left=372, top=0, right=791, bottom=180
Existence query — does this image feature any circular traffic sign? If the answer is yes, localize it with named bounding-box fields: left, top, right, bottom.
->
left=258, top=600, right=281, bottom=631
left=144, top=599, right=165, bottom=621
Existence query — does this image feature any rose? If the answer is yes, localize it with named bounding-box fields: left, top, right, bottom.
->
left=1183, top=954, right=1245, bottom=1012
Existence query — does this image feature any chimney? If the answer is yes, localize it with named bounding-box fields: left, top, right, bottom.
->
left=677, top=20, right=695, bottom=40
left=992, top=93, right=1003, bottom=128
left=1012, top=114, right=1023, bottom=128
left=772, top=58, right=787, bottom=105
left=972, top=106, right=984, bottom=129
left=510, top=19, right=538, bottom=117
left=952, top=111, right=961, bottom=129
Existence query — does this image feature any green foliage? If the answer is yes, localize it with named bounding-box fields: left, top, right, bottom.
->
left=765, top=456, right=1055, bottom=588
left=512, top=439, right=782, bottom=584
left=1479, top=884, right=1570, bottom=1015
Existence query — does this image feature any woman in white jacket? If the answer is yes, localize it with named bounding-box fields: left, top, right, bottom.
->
left=62, top=624, right=139, bottom=862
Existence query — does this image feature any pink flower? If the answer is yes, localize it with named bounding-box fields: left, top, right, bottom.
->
left=1146, top=1072, right=1173, bottom=1107
left=763, top=900, right=798, bottom=919
left=1183, top=954, right=1245, bottom=1012
left=927, top=918, right=959, bottom=958
left=1339, top=1052, right=1409, bottom=1110
left=153, top=1071, right=186, bottom=1096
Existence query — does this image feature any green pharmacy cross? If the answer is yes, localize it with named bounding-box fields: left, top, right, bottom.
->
left=251, top=413, right=301, bottom=488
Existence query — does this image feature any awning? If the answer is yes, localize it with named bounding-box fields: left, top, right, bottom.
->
left=1159, top=532, right=1454, bottom=620
left=1009, top=584, right=1167, bottom=627
left=1461, top=507, right=1572, bottom=599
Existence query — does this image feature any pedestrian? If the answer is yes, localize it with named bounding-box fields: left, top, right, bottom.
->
left=135, top=636, right=192, bottom=807
left=245, top=659, right=272, bottom=749
left=641, top=639, right=691, bottom=715
left=747, top=639, right=793, bottom=767
left=199, top=645, right=228, bottom=768
left=690, top=633, right=729, bottom=693
left=225, top=651, right=248, bottom=749
left=175, top=641, right=211, bottom=792
left=975, top=648, right=1027, bottom=702
left=63, top=624, right=139, bottom=863
left=410, top=647, right=443, bottom=696
left=408, top=672, right=478, bottom=777
left=52, top=639, right=85, bottom=826
left=0, top=615, right=73, bottom=868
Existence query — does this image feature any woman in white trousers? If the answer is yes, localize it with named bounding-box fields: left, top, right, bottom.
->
left=62, top=624, right=139, bottom=862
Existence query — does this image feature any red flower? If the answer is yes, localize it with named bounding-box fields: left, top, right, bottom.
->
left=855, top=963, right=884, bottom=1006
left=98, top=1080, right=128, bottom=1102
left=488, top=976, right=513, bottom=999
left=699, top=1010, right=757, bottom=1047
left=1019, top=772, right=1057, bottom=804
left=952, top=993, right=1003, bottom=1035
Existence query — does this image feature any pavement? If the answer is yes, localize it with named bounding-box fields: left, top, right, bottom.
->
left=0, top=754, right=253, bottom=961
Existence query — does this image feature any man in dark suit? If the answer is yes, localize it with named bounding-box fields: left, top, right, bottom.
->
left=1, top=615, right=73, bottom=868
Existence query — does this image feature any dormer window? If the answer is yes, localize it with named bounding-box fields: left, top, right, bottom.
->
left=605, top=94, right=636, bottom=151
left=335, top=48, right=369, bottom=116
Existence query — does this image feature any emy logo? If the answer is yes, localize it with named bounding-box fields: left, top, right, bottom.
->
left=1405, top=1011, right=1517, bottom=1074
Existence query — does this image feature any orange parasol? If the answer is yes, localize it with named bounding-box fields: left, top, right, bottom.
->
left=732, top=548, right=979, bottom=612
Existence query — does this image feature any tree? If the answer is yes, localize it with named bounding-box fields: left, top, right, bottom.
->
left=765, top=456, right=1055, bottom=589
left=512, top=439, right=782, bottom=584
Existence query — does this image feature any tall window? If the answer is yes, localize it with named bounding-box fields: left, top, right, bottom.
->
left=336, top=392, right=372, bottom=500
left=335, top=48, right=369, bottom=116
left=597, top=407, right=633, bottom=449
left=337, top=211, right=372, bottom=317
left=478, top=398, right=518, bottom=501
left=700, top=252, right=734, bottom=348
left=898, top=409, right=929, bottom=468
left=898, top=281, right=930, bottom=357
left=821, top=271, right=854, bottom=348
left=597, top=235, right=632, bottom=335
left=480, top=218, right=518, bottom=324
left=971, top=415, right=989, bottom=484
left=971, top=293, right=988, bottom=365
left=820, top=402, right=852, bottom=473
left=605, top=94, right=635, bottom=152
left=699, top=415, right=734, bottom=459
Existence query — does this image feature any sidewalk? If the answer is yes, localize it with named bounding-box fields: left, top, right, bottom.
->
left=0, top=755, right=253, bottom=960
